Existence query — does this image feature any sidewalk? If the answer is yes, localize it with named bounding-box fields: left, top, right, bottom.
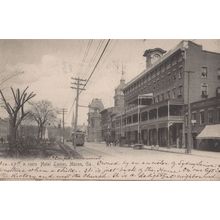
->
left=142, top=145, right=220, bottom=159
left=85, top=142, right=220, bottom=159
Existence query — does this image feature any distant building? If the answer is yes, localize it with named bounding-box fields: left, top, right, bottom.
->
left=114, top=76, right=126, bottom=111
left=187, top=96, right=220, bottom=150
left=101, top=75, right=126, bottom=142
left=111, top=40, right=220, bottom=150
left=100, top=107, right=122, bottom=142
left=87, top=98, right=104, bottom=142
left=0, top=118, right=9, bottom=141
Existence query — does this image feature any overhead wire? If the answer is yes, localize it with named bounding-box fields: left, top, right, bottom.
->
left=67, top=39, right=94, bottom=119
left=81, top=39, right=105, bottom=79
left=94, top=39, right=117, bottom=74
left=81, top=39, right=111, bottom=90
left=70, top=39, right=111, bottom=112
left=77, top=39, right=93, bottom=78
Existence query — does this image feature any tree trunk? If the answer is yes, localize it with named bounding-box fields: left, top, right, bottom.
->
left=38, top=124, right=44, bottom=142
left=8, top=120, right=17, bottom=156
left=37, top=126, right=41, bottom=140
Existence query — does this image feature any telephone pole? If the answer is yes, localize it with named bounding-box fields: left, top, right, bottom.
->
left=58, top=108, right=67, bottom=144
left=71, top=77, right=86, bottom=148
left=185, top=71, right=194, bottom=154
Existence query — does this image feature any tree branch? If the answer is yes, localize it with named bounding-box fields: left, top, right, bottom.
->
left=16, top=111, right=30, bottom=128
left=20, top=86, right=29, bottom=102
left=11, top=87, right=18, bottom=105
left=0, top=90, right=12, bottom=116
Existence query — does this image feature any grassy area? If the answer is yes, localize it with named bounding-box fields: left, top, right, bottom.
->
left=0, top=142, right=68, bottom=159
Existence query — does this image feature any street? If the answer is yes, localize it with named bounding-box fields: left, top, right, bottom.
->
left=66, top=141, right=220, bottom=162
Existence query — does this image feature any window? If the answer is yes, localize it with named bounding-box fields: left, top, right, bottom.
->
left=179, top=67, right=183, bottom=79
left=201, top=83, right=208, bottom=97
left=141, top=111, right=148, bottom=121
left=217, top=109, right=220, bottom=122
left=133, top=114, right=138, bottom=123
left=185, top=114, right=188, bottom=126
left=178, top=86, right=183, bottom=97
left=153, top=80, right=156, bottom=90
left=192, top=112, right=196, bottom=120
left=172, top=58, right=177, bottom=66
left=135, top=83, right=137, bottom=89
left=200, top=111, right=205, bottom=124
left=157, top=95, right=160, bottom=102
left=178, top=55, right=183, bottom=63
left=156, top=79, right=160, bottom=90
left=192, top=112, right=197, bottom=125
left=208, top=110, right=214, bottom=124
left=127, top=116, right=132, bottom=124
left=149, top=109, right=157, bottom=120
left=201, top=67, right=208, bottom=78
left=156, top=69, right=160, bottom=76
left=167, top=91, right=171, bottom=100
left=172, top=88, right=176, bottom=99
left=217, top=68, right=220, bottom=79
left=91, top=118, right=95, bottom=128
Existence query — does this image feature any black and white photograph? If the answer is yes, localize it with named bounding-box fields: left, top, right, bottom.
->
left=1, top=1, right=220, bottom=220
left=0, top=39, right=219, bottom=180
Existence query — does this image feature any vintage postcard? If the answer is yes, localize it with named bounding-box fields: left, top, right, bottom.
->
left=0, top=39, right=220, bottom=180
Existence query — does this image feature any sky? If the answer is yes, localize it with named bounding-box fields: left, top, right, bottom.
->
left=0, top=39, right=220, bottom=126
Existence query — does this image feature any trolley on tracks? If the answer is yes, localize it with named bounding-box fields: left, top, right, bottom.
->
left=72, top=130, right=85, bottom=146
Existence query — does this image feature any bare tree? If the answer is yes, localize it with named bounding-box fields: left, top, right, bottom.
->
left=29, top=100, right=57, bottom=141
left=0, top=87, right=36, bottom=149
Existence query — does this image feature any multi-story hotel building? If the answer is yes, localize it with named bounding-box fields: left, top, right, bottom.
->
left=112, top=40, right=220, bottom=149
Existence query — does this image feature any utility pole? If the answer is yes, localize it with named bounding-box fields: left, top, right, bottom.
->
left=185, top=71, right=194, bottom=154
left=71, top=77, right=86, bottom=148
left=58, top=108, right=67, bottom=144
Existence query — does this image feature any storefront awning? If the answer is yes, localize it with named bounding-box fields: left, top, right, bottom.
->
left=196, top=124, right=220, bottom=139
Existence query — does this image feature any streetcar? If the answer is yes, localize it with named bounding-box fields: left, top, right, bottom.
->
left=71, top=130, right=85, bottom=146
